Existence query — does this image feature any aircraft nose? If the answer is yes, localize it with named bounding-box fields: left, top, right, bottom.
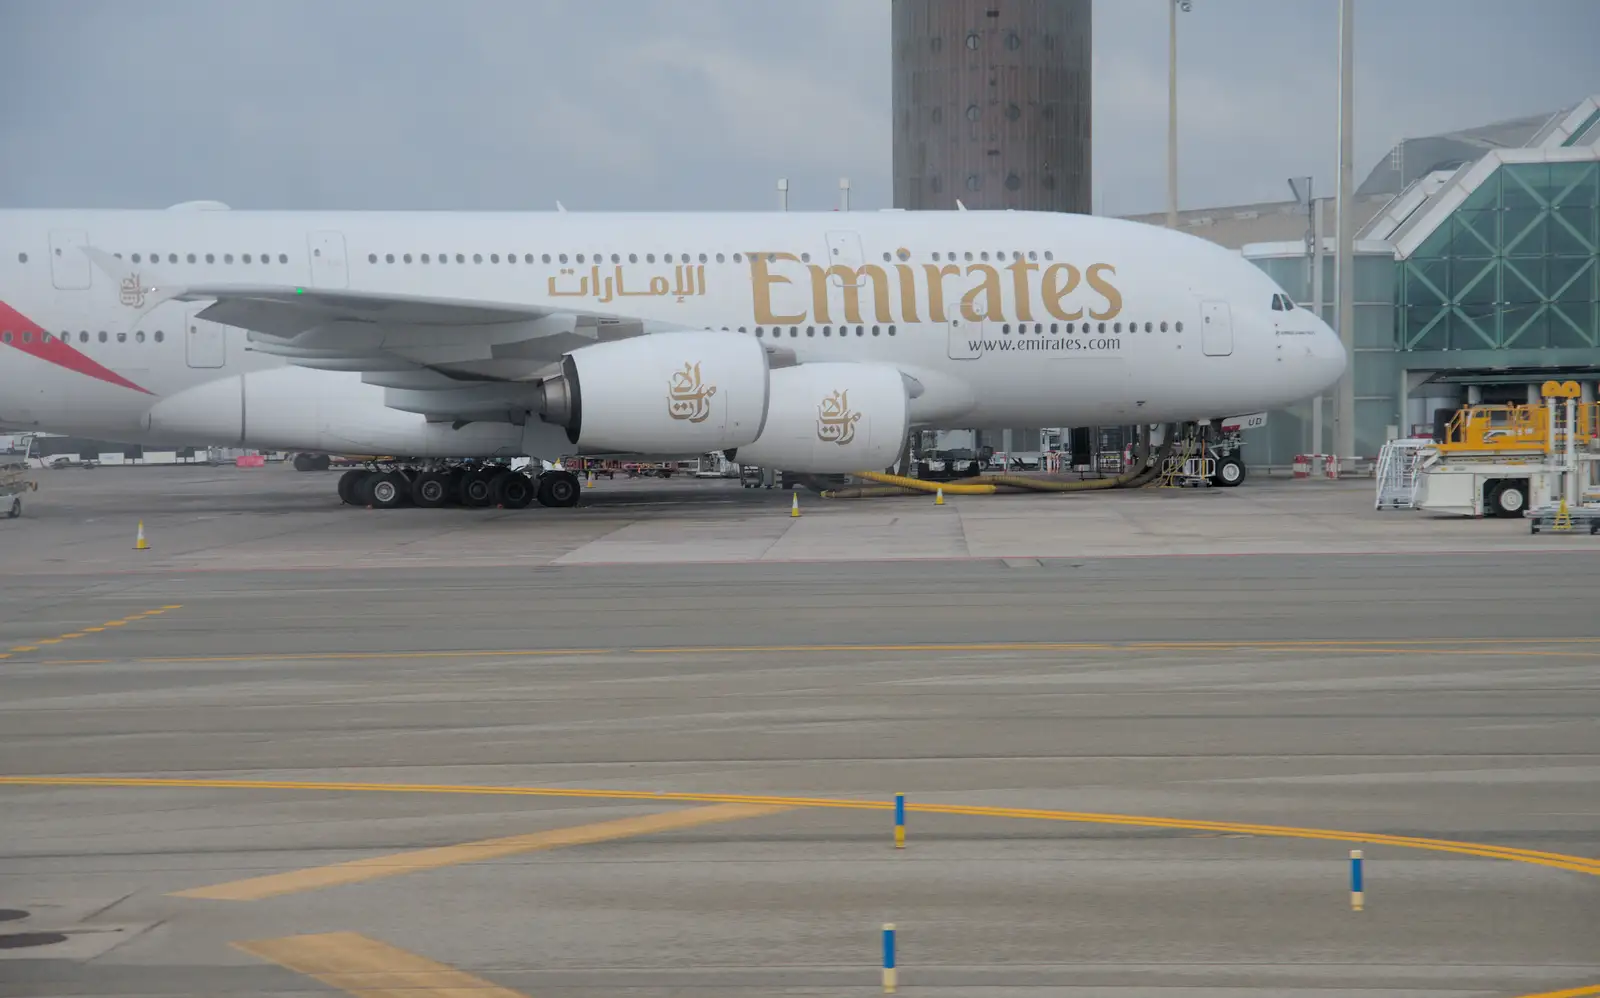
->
left=1310, top=317, right=1347, bottom=393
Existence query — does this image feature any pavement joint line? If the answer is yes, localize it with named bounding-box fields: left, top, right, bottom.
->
left=227, top=929, right=1598, bottom=998
left=17, top=634, right=1600, bottom=668
left=170, top=802, right=792, bottom=900
left=233, top=931, right=529, bottom=998
left=4, top=775, right=1597, bottom=878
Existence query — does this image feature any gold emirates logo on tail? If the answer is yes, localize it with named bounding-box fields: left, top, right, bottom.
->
left=816, top=390, right=861, bottom=445
left=667, top=361, right=716, bottom=423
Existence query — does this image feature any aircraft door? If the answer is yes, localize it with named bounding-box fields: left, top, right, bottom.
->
left=308, top=231, right=349, bottom=289
left=823, top=231, right=865, bottom=282
left=947, top=317, right=981, bottom=360
left=1201, top=300, right=1233, bottom=357
left=185, top=307, right=226, bottom=368
left=48, top=230, right=92, bottom=290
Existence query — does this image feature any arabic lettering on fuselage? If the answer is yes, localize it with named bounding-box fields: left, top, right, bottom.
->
left=548, top=264, right=706, bottom=303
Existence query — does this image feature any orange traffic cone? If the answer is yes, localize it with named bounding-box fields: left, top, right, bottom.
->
left=133, top=520, right=149, bottom=550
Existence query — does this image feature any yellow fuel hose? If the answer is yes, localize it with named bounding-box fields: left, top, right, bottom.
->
left=847, top=471, right=998, bottom=494
left=823, top=426, right=1166, bottom=499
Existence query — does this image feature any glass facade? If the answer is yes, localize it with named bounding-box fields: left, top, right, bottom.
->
left=1400, top=161, right=1599, bottom=352
left=1250, top=253, right=1399, bottom=461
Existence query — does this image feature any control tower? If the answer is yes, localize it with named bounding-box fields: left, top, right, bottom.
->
left=891, top=0, right=1092, bottom=214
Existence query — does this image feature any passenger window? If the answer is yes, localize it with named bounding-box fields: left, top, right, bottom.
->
left=1176, top=321, right=1184, bottom=332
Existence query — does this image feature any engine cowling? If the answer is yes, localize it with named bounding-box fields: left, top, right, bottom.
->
left=732, top=362, right=909, bottom=474
left=539, top=331, right=769, bottom=452
left=142, top=367, right=570, bottom=457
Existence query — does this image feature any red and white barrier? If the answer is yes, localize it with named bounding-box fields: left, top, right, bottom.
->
left=1292, top=455, right=1311, bottom=479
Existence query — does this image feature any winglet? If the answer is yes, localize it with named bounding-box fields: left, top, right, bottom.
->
left=955, top=199, right=967, bottom=211
left=80, top=246, right=184, bottom=318
left=556, top=201, right=567, bottom=213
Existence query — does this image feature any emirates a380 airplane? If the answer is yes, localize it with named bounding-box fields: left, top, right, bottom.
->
left=0, top=202, right=1344, bottom=509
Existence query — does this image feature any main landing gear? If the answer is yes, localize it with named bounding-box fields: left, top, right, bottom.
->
left=336, top=463, right=582, bottom=510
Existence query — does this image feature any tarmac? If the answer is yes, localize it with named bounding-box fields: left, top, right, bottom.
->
left=1, top=465, right=1597, bottom=997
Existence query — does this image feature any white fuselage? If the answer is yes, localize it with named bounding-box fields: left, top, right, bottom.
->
left=0, top=207, right=1345, bottom=454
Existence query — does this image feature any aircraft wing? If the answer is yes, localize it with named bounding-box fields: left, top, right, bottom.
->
left=84, top=249, right=795, bottom=424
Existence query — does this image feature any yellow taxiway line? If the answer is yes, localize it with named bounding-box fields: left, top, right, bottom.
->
left=6, top=605, right=181, bottom=658
left=173, top=801, right=789, bottom=900
left=235, top=931, right=528, bottom=998
left=4, top=774, right=1597, bottom=878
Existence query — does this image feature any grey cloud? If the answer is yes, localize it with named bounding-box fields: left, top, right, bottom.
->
left=0, top=0, right=1593, bottom=215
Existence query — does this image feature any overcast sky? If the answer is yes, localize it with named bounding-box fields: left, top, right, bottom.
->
left=1, top=0, right=1595, bottom=216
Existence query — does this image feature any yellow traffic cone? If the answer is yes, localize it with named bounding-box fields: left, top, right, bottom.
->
left=133, top=520, right=149, bottom=550
left=586, top=472, right=594, bottom=489
left=934, top=487, right=945, bottom=505
left=790, top=492, right=801, bottom=517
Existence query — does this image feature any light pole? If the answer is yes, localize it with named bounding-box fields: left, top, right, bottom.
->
left=1167, top=0, right=1193, bottom=229
left=1334, top=0, right=1356, bottom=461
left=1290, top=176, right=1324, bottom=452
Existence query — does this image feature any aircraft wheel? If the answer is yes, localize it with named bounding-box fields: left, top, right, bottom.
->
left=459, top=470, right=496, bottom=508
left=293, top=453, right=316, bottom=472
left=411, top=472, right=452, bottom=508
left=6, top=497, right=20, bottom=519
left=337, top=470, right=368, bottom=506
left=361, top=471, right=409, bottom=509
left=537, top=470, right=581, bottom=508
left=492, top=471, right=535, bottom=509
left=1211, top=455, right=1246, bottom=487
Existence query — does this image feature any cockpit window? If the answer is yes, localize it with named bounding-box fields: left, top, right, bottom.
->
left=1270, top=295, right=1282, bottom=311
left=1282, top=296, right=1294, bottom=311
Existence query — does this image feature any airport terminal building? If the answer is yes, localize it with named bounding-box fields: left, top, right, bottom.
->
left=1126, top=96, right=1600, bottom=466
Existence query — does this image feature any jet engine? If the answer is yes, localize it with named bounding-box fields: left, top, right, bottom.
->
left=731, top=362, right=909, bottom=474
left=537, top=331, right=770, bottom=452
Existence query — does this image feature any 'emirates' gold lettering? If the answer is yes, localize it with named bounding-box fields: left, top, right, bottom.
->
left=960, top=264, right=1002, bottom=322
left=1042, top=263, right=1083, bottom=321
left=1086, top=263, right=1122, bottom=321
left=749, top=252, right=806, bottom=325
left=745, top=251, right=1121, bottom=326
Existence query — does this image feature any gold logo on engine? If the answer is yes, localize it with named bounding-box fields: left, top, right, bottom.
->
left=667, top=361, right=716, bottom=423
left=119, top=273, right=146, bottom=308
left=816, top=389, right=861, bottom=445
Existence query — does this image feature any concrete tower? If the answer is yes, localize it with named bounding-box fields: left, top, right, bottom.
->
left=891, top=0, right=1092, bottom=213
